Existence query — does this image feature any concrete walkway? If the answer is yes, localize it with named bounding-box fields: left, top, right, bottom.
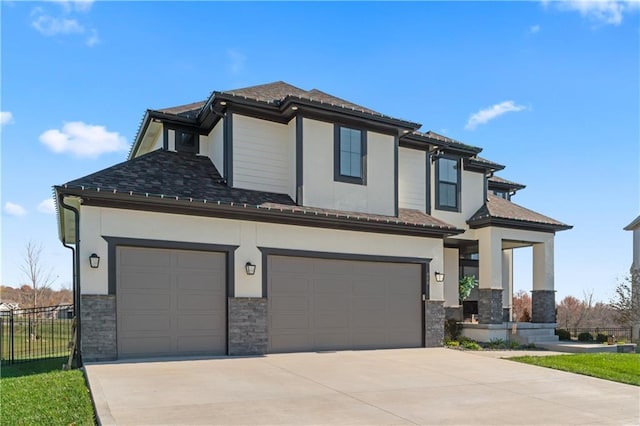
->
left=85, top=348, right=639, bottom=425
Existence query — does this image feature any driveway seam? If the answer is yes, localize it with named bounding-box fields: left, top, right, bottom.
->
left=264, top=359, right=421, bottom=425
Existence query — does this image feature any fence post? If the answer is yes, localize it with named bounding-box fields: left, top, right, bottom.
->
left=10, top=310, right=15, bottom=365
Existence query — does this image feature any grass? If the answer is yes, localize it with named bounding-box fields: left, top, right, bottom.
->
left=0, top=357, right=95, bottom=425
left=509, top=353, right=640, bottom=386
left=1, top=318, right=73, bottom=362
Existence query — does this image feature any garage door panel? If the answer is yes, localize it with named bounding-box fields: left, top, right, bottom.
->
left=177, top=292, right=224, bottom=311
left=119, top=293, right=171, bottom=311
left=120, top=248, right=172, bottom=267
left=119, top=336, right=172, bottom=355
left=117, top=246, right=226, bottom=358
left=120, top=271, right=171, bottom=290
left=120, top=314, right=171, bottom=333
left=271, top=311, right=309, bottom=330
left=268, top=255, right=422, bottom=353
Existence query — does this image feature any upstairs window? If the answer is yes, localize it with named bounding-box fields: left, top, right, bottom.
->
left=334, top=125, right=367, bottom=185
left=175, top=130, right=197, bottom=153
left=493, top=190, right=508, bottom=199
left=436, top=157, right=460, bottom=211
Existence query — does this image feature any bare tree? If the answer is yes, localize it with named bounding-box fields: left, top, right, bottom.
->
left=610, top=275, right=640, bottom=328
left=19, top=241, right=57, bottom=308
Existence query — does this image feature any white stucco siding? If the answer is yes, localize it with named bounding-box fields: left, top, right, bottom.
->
left=302, top=118, right=395, bottom=216
left=398, top=148, right=426, bottom=211
left=78, top=206, right=444, bottom=300
left=201, top=120, right=224, bottom=176
left=431, top=167, right=485, bottom=229
left=233, top=114, right=290, bottom=195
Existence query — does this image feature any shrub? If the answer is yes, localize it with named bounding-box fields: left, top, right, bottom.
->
left=462, top=340, right=482, bottom=350
left=596, top=333, right=608, bottom=343
left=486, top=338, right=507, bottom=349
left=509, top=340, right=520, bottom=349
left=444, top=340, right=459, bottom=347
left=577, top=332, right=594, bottom=342
left=555, top=329, right=571, bottom=340
left=444, top=319, right=462, bottom=340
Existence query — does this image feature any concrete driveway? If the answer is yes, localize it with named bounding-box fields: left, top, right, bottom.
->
left=85, top=348, right=639, bottom=425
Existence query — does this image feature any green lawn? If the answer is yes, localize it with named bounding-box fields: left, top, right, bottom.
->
left=1, top=318, right=73, bottom=363
left=0, top=358, right=95, bottom=425
left=509, top=353, right=640, bottom=386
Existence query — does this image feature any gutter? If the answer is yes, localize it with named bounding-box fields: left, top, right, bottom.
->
left=59, top=195, right=82, bottom=367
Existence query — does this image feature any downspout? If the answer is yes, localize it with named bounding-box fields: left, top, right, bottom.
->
left=60, top=195, right=82, bottom=366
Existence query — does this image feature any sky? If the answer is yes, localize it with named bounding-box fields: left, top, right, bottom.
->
left=1, top=1, right=638, bottom=303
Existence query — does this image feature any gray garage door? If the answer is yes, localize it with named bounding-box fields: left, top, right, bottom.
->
left=117, top=246, right=226, bottom=358
left=268, top=255, right=423, bottom=353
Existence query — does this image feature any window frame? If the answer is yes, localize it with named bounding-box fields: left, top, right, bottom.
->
left=164, top=124, right=199, bottom=154
left=435, top=155, right=461, bottom=212
left=333, top=124, right=367, bottom=185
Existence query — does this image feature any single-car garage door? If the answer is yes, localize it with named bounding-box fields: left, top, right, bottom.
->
left=117, top=246, right=226, bottom=358
left=268, top=255, right=423, bottom=353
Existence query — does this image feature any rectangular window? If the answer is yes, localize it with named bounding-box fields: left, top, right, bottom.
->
left=334, top=125, right=366, bottom=184
left=175, top=129, right=198, bottom=154
left=436, top=157, right=460, bottom=211
left=493, top=190, right=508, bottom=199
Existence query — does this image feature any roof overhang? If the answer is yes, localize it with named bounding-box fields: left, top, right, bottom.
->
left=624, top=215, right=640, bottom=231
left=401, top=133, right=482, bottom=156
left=54, top=186, right=464, bottom=239
left=467, top=216, right=573, bottom=233
left=464, top=157, right=505, bottom=173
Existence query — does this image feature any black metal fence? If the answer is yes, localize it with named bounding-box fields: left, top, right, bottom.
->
left=567, top=327, right=633, bottom=341
left=0, top=305, right=74, bottom=365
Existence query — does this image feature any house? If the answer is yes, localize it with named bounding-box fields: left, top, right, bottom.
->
left=624, top=215, right=640, bottom=341
left=54, top=81, right=571, bottom=362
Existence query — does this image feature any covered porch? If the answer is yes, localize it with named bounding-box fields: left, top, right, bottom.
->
left=442, top=194, right=572, bottom=343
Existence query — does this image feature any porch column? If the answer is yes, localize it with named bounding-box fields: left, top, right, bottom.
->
left=502, top=249, right=513, bottom=322
left=532, top=239, right=556, bottom=323
left=478, top=228, right=503, bottom=324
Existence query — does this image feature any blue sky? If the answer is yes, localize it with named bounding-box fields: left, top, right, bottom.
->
left=1, top=1, right=638, bottom=303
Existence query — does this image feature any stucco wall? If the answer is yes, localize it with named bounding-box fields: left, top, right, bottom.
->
left=78, top=205, right=445, bottom=299
left=302, top=118, right=395, bottom=216
left=430, top=166, right=485, bottom=229
left=398, top=147, right=426, bottom=211
left=443, top=247, right=459, bottom=307
left=233, top=114, right=291, bottom=195
left=201, top=120, right=224, bottom=175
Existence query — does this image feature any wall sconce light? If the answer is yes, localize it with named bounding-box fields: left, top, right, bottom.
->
left=245, top=262, right=256, bottom=276
left=434, top=271, right=445, bottom=282
left=89, top=253, right=100, bottom=269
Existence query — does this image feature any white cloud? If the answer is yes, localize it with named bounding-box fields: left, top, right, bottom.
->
left=465, top=101, right=527, bottom=130
left=32, top=14, right=84, bottom=36
left=548, top=0, right=639, bottom=26
left=530, top=24, right=541, bottom=33
left=50, top=0, right=94, bottom=13
left=39, top=121, right=129, bottom=158
left=5, top=202, right=27, bottom=217
left=227, top=49, right=246, bottom=75
left=37, top=198, right=56, bottom=214
left=1, top=111, right=14, bottom=126
left=86, top=28, right=99, bottom=47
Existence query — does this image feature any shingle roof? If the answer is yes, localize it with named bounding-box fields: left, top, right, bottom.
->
left=488, top=175, right=526, bottom=190
left=157, top=101, right=206, bottom=117
left=467, top=194, right=571, bottom=232
left=406, top=130, right=482, bottom=154
left=60, top=149, right=460, bottom=235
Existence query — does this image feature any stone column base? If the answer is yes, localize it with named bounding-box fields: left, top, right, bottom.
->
left=228, top=298, right=267, bottom=355
left=531, top=290, right=556, bottom=323
left=444, top=306, right=463, bottom=322
left=425, top=300, right=445, bottom=347
left=502, top=308, right=512, bottom=322
left=478, top=289, right=503, bottom=324
left=81, top=295, right=117, bottom=362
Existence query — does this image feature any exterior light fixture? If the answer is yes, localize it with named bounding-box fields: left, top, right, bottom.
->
left=245, top=262, right=257, bottom=276
left=434, top=271, right=445, bottom=282
left=89, top=253, right=100, bottom=269
left=220, top=101, right=227, bottom=106
left=291, top=106, right=299, bottom=111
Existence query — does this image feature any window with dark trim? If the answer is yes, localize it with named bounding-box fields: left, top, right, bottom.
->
left=493, top=190, right=508, bottom=199
left=175, top=129, right=197, bottom=153
left=334, top=125, right=366, bottom=185
left=435, top=157, right=460, bottom=211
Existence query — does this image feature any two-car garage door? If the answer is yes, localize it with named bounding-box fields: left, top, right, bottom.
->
left=267, top=255, right=423, bottom=353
